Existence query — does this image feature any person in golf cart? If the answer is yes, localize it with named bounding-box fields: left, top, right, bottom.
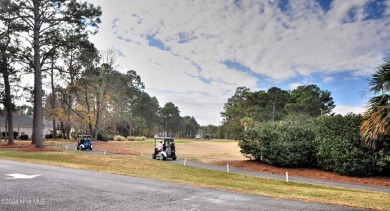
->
left=170, top=139, right=175, bottom=151
left=156, top=141, right=163, bottom=151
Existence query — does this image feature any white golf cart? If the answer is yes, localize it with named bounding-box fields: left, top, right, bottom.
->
left=152, top=137, right=177, bottom=160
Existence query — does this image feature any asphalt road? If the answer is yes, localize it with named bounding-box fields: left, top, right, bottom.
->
left=0, top=159, right=368, bottom=211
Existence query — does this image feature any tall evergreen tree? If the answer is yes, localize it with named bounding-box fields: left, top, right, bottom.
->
left=13, top=0, right=101, bottom=147
left=0, top=0, right=23, bottom=144
left=160, top=102, right=181, bottom=137
left=286, top=84, right=335, bottom=117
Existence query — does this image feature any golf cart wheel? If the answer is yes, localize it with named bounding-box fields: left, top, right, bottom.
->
left=172, top=157, right=177, bottom=160
left=77, top=146, right=80, bottom=150
left=90, top=148, right=93, bottom=151
left=152, top=154, right=156, bottom=159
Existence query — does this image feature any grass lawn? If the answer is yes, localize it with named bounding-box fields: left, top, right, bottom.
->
left=90, top=138, right=246, bottom=163
left=0, top=140, right=389, bottom=210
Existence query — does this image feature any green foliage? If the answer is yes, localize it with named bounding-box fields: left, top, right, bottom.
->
left=237, top=128, right=264, bottom=160
left=71, top=131, right=78, bottom=139
left=361, top=60, right=390, bottom=149
left=97, top=129, right=109, bottom=141
left=238, top=116, right=316, bottom=167
left=221, top=85, right=334, bottom=139
left=238, top=113, right=390, bottom=176
left=204, top=134, right=211, bottom=139
left=180, top=116, right=200, bottom=138
left=286, top=84, right=335, bottom=117
left=315, top=114, right=389, bottom=176
left=160, top=102, right=182, bottom=136
left=199, top=125, right=221, bottom=139
left=45, top=134, right=53, bottom=139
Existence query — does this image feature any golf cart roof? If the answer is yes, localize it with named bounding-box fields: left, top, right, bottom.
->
left=155, top=137, right=174, bottom=141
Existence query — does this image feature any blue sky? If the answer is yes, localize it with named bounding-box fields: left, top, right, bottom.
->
left=89, top=0, right=390, bottom=125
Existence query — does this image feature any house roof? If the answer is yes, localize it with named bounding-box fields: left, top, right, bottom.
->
left=0, top=114, right=51, bottom=128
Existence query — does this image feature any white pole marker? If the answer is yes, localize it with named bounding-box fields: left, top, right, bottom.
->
left=286, top=172, right=289, bottom=182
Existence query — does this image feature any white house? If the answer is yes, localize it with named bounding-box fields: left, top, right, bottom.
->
left=0, top=114, right=53, bottom=139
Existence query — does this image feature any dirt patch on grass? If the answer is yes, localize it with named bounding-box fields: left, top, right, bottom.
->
left=214, top=160, right=390, bottom=187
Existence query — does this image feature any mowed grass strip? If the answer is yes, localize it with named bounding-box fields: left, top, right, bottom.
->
left=0, top=149, right=388, bottom=210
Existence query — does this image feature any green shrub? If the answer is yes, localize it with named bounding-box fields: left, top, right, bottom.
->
left=71, top=131, right=78, bottom=139
left=237, top=128, right=263, bottom=160
left=315, top=114, right=383, bottom=176
left=106, top=134, right=114, bottom=141
left=45, top=134, right=53, bottom=139
left=20, top=134, right=29, bottom=140
left=238, top=116, right=316, bottom=167
left=373, top=148, right=390, bottom=175
left=238, top=113, right=390, bottom=176
left=97, top=129, right=109, bottom=141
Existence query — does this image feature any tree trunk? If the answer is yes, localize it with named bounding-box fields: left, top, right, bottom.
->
left=66, top=125, right=70, bottom=139
left=51, top=57, right=57, bottom=139
left=2, top=56, right=14, bottom=144
left=5, top=75, right=14, bottom=144
left=32, top=0, right=44, bottom=147
left=4, top=117, right=8, bottom=142
left=94, top=92, right=101, bottom=141
left=88, top=123, right=93, bottom=138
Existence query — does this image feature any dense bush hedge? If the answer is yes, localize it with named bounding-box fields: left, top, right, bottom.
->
left=315, top=114, right=389, bottom=176
left=97, top=129, right=109, bottom=141
left=1, top=132, right=18, bottom=139
left=238, top=116, right=316, bottom=167
left=20, top=134, right=28, bottom=140
left=238, top=114, right=390, bottom=176
left=45, top=134, right=53, bottom=139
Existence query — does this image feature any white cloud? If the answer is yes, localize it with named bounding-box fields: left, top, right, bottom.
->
left=289, top=83, right=302, bottom=90
left=322, top=76, right=335, bottom=83
left=87, top=0, right=389, bottom=125
left=333, top=105, right=365, bottom=115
